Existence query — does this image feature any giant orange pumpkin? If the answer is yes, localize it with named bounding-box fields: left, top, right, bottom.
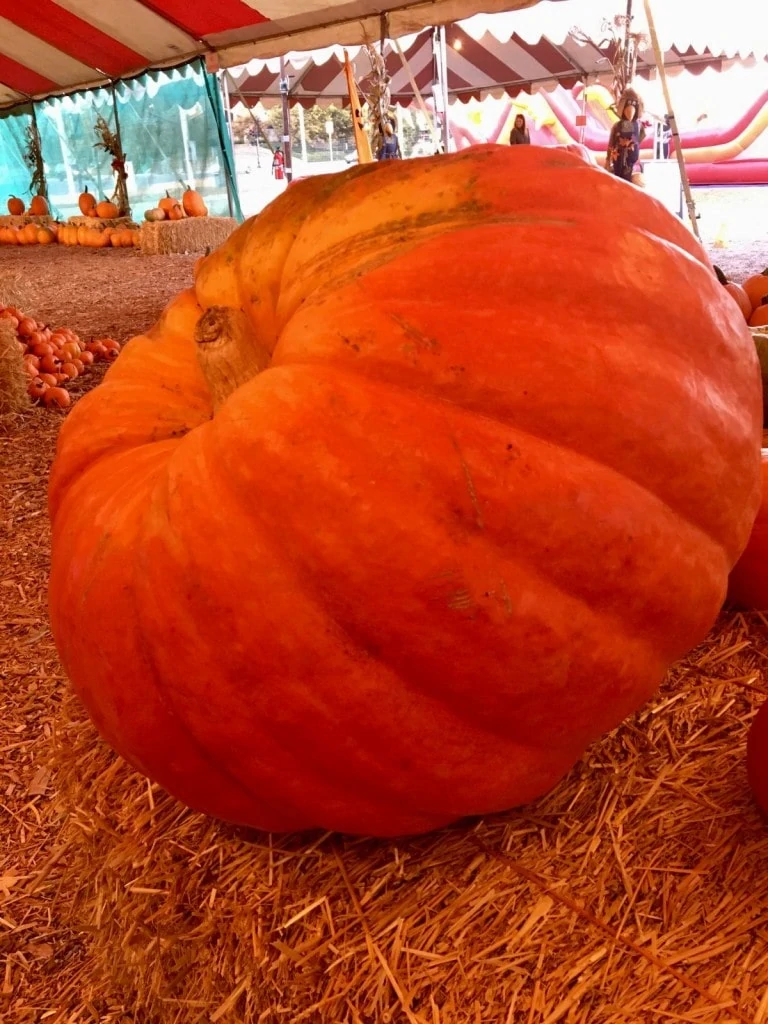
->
left=728, top=450, right=768, bottom=609
left=48, top=146, right=763, bottom=837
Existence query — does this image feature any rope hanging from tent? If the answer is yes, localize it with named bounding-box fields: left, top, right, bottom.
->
left=224, top=69, right=277, bottom=157
left=390, top=37, right=441, bottom=151
left=642, top=0, right=700, bottom=239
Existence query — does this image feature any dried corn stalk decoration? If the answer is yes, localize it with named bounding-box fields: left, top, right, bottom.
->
left=572, top=15, right=648, bottom=111
left=93, top=114, right=130, bottom=217
left=363, top=44, right=395, bottom=159
left=23, top=122, right=46, bottom=200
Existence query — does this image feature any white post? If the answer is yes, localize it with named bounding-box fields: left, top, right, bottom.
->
left=297, top=103, right=308, bottom=164
left=179, top=107, right=194, bottom=185
left=325, top=117, right=334, bottom=164
left=438, top=26, right=451, bottom=152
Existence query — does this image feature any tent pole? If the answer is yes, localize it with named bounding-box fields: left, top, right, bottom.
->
left=642, top=0, right=700, bottom=240
left=224, top=69, right=275, bottom=157
left=392, top=37, right=441, bottom=151
left=435, top=25, right=450, bottom=152
left=623, top=0, right=633, bottom=88
left=279, top=56, right=294, bottom=182
left=216, top=73, right=236, bottom=218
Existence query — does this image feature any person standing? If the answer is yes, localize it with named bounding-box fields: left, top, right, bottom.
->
left=606, top=98, right=645, bottom=182
left=509, top=113, right=531, bottom=146
left=377, top=119, right=402, bottom=161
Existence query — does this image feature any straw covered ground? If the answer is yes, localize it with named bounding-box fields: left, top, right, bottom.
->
left=1, top=232, right=768, bottom=1024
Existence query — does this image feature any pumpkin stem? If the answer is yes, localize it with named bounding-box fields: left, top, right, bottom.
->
left=713, top=265, right=728, bottom=287
left=194, top=306, right=270, bottom=412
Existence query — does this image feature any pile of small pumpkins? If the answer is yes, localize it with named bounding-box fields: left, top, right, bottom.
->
left=59, top=188, right=140, bottom=248
left=144, top=186, right=208, bottom=222
left=1, top=303, right=120, bottom=410
left=1, top=191, right=140, bottom=248
left=718, top=267, right=768, bottom=327
left=58, top=223, right=140, bottom=248
left=0, top=222, right=58, bottom=246
left=0, top=195, right=56, bottom=246
left=6, top=194, right=49, bottom=217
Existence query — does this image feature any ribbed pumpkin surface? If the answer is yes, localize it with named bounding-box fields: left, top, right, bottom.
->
left=49, top=146, right=762, bottom=836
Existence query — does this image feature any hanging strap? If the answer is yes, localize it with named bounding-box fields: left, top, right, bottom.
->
left=391, top=37, right=441, bottom=151
left=642, top=0, right=700, bottom=240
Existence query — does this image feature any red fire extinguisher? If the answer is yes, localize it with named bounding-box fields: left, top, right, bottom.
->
left=272, top=148, right=285, bottom=180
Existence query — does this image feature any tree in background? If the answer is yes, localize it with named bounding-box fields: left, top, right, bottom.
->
left=261, top=104, right=355, bottom=159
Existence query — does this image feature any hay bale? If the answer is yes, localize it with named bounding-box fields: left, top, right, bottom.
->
left=140, top=216, right=237, bottom=255
left=48, top=614, right=768, bottom=1022
left=68, top=215, right=137, bottom=230
left=0, top=319, right=28, bottom=418
left=0, top=214, right=54, bottom=228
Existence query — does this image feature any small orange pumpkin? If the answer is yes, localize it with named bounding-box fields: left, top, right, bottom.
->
left=27, top=378, right=48, bottom=400
left=745, top=270, right=768, bottom=311
left=7, top=195, right=24, bottom=215
left=79, top=188, right=97, bottom=215
left=728, top=450, right=768, bottom=609
left=158, top=191, right=178, bottom=214
left=30, top=195, right=49, bottom=216
left=167, top=202, right=185, bottom=221
left=43, top=387, right=71, bottom=410
left=17, top=317, right=38, bottom=338
left=96, top=198, right=119, bottom=219
left=182, top=186, right=208, bottom=218
left=37, top=228, right=56, bottom=245
left=750, top=301, right=768, bottom=328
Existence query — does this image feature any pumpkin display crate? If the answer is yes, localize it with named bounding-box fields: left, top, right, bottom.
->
left=140, top=214, right=238, bottom=254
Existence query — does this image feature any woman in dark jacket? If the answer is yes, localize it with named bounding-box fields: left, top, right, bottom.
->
left=509, top=114, right=530, bottom=146
left=606, top=88, right=646, bottom=182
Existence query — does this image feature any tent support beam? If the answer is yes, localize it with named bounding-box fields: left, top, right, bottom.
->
left=224, top=69, right=276, bottom=156
left=623, top=0, right=633, bottom=86
left=279, top=55, right=294, bottom=181
left=642, top=0, right=700, bottom=240
left=391, top=36, right=441, bottom=150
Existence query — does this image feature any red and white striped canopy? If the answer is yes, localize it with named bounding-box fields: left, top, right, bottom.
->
left=0, top=0, right=555, bottom=107
left=1, top=0, right=764, bottom=109
left=231, top=18, right=766, bottom=109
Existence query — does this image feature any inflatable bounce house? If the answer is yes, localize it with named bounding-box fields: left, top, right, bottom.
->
left=450, top=83, right=768, bottom=186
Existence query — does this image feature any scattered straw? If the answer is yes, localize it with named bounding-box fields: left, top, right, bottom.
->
left=37, top=622, right=768, bottom=1024
left=140, top=216, right=238, bottom=255
left=0, top=319, right=28, bottom=419
left=0, top=246, right=196, bottom=342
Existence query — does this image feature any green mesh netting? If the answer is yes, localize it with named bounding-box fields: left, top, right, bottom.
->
left=37, top=87, right=117, bottom=220
left=115, top=61, right=241, bottom=221
left=0, top=105, right=34, bottom=209
left=5, top=60, right=241, bottom=223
